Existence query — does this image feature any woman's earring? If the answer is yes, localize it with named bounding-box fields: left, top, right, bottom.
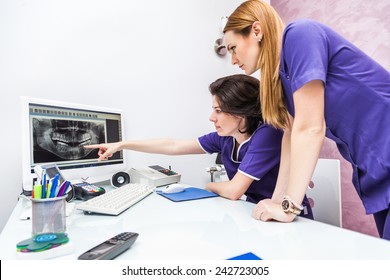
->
left=255, top=33, right=263, bottom=43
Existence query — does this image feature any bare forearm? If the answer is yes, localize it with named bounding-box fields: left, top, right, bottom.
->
left=271, top=130, right=291, bottom=203
left=120, top=139, right=203, bottom=155
left=287, top=123, right=325, bottom=204
left=206, top=172, right=253, bottom=200
left=206, top=181, right=242, bottom=200
left=285, top=80, right=326, bottom=205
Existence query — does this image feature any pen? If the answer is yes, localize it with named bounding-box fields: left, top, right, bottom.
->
left=57, top=181, right=68, bottom=197
left=55, top=186, right=61, bottom=197
left=41, top=173, right=46, bottom=198
left=46, top=181, right=52, bottom=198
left=55, top=178, right=64, bottom=196
left=33, top=184, right=42, bottom=199
left=63, top=181, right=71, bottom=196
left=50, top=174, right=60, bottom=198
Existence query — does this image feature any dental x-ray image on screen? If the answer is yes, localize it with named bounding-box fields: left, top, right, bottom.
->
left=32, top=118, right=105, bottom=163
left=21, top=97, right=126, bottom=192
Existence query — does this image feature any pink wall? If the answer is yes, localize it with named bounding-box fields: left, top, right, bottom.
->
left=271, top=0, right=390, bottom=237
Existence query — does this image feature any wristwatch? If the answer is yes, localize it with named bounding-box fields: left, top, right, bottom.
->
left=281, top=195, right=303, bottom=215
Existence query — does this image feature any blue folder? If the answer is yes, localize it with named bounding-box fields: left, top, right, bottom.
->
left=156, top=187, right=218, bottom=202
left=227, top=252, right=262, bottom=260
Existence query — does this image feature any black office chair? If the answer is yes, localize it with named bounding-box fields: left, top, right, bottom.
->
left=215, top=152, right=223, bottom=165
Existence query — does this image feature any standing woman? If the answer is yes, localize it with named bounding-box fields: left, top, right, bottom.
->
left=223, top=0, right=390, bottom=240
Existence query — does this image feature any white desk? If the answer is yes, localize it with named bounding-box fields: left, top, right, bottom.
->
left=1, top=188, right=390, bottom=260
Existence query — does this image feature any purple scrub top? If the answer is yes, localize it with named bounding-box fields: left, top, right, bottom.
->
left=280, top=19, right=390, bottom=214
left=198, top=125, right=281, bottom=203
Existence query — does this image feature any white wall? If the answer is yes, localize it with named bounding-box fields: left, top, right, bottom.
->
left=0, top=0, right=246, bottom=232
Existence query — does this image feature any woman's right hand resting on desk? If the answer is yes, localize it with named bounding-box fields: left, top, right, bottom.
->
left=252, top=198, right=295, bottom=222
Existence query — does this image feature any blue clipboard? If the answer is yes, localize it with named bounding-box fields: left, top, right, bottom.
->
left=227, top=252, right=262, bottom=260
left=156, top=187, right=218, bottom=202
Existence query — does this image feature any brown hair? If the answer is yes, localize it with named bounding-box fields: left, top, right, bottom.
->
left=209, top=74, right=263, bottom=135
left=223, top=0, right=289, bottom=129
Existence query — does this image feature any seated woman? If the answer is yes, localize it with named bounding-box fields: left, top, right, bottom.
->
left=85, top=74, right=313, bottom=219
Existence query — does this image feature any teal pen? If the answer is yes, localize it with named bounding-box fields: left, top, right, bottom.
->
left=41, top=173, right=46, bottom=199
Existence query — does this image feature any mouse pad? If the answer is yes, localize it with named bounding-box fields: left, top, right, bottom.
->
left=156, top=187, right=218, bottom=202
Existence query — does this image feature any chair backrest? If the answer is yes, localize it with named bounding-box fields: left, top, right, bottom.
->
left=307, top=159, right=342, bottom=227
left=215, top=152, right=223, bottom=165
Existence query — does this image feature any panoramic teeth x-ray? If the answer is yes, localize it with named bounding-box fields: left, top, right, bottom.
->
left=33, top=118, right=105, bottom=161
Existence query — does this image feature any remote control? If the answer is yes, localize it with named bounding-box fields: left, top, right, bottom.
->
left=78, top=232, right=139, bottom=260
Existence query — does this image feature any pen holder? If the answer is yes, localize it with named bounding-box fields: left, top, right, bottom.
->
left=31, top=195, right=67, bottom=236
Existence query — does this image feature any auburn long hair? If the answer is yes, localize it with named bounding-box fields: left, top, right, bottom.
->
left=223, top=0, right=289, bottom=129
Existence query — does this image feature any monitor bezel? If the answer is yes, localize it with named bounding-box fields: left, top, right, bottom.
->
left=21, top=96, right=127, bottom=192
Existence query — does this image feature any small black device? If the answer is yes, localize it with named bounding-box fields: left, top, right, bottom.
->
left=73, top=182, right=106, bottom=201
left=149, top=165, right=178, bottom=176
left=78, top=232, right=139, bottom=260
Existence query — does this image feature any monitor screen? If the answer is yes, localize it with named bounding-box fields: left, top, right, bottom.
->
left=21, top=97, right=126, bottom=192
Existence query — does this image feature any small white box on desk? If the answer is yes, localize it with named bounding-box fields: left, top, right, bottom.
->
left=127, top=165, right=181, bottom=187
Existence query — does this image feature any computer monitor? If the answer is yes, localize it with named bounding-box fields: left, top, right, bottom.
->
left=21, top=97, right=127, bottom=192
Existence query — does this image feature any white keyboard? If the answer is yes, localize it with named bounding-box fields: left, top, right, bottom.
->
left=76, top=183, right=155, bottom=215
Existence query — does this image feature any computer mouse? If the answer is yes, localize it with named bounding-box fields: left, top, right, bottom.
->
left=162, top=183, right=185, bottom=194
